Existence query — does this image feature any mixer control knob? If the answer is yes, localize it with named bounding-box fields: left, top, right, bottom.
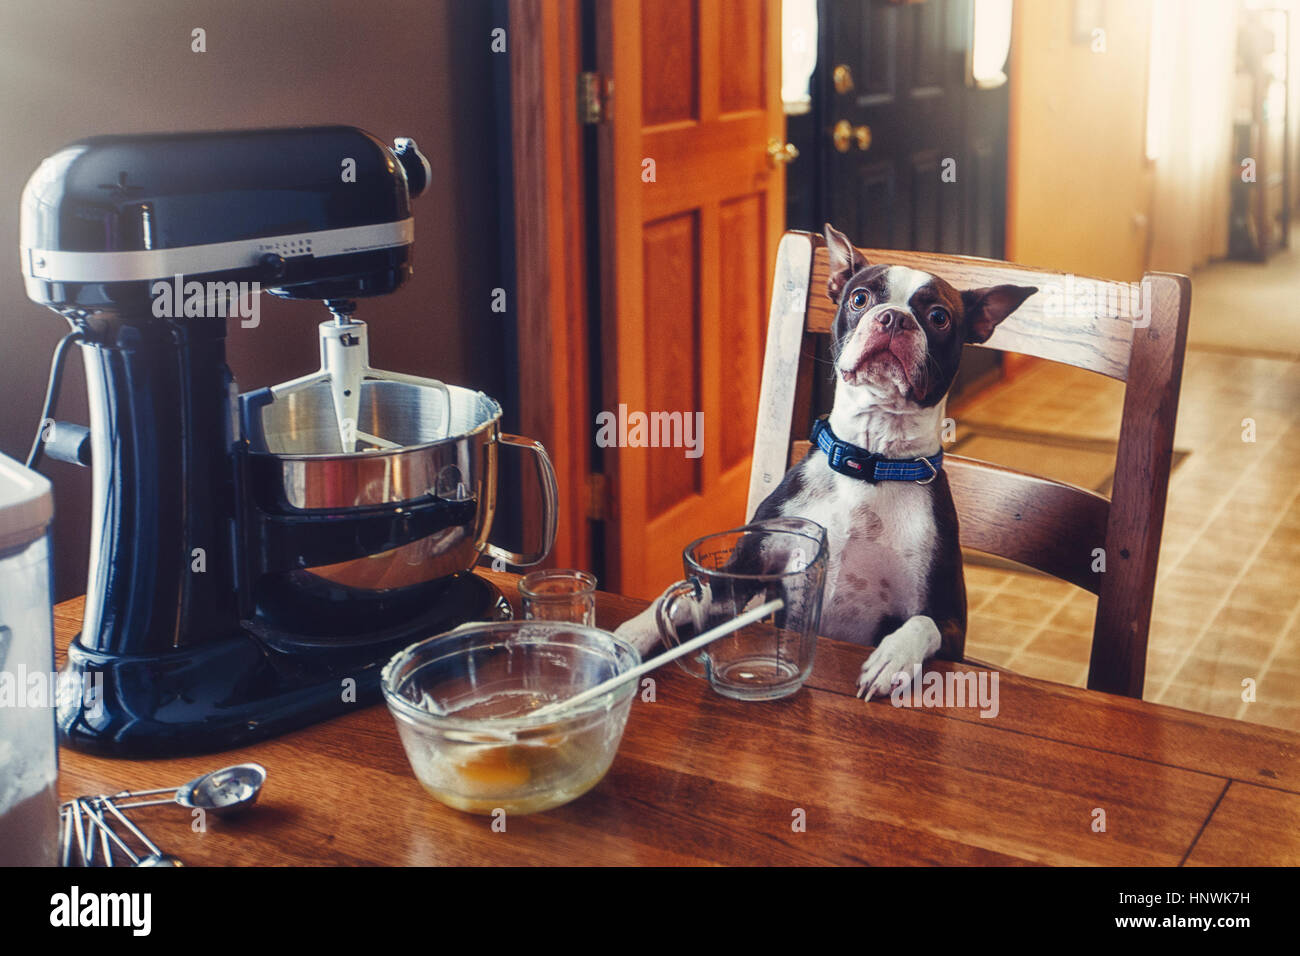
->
left=259, top=252, right=286, bottom=282
left=392, top=137, right=431, bottom=198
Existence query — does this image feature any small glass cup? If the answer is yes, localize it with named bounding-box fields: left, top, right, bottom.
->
left=519, top=569, right=598, bottom=626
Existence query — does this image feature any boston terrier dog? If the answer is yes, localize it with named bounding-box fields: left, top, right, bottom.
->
left=616, top=223, right=1036, bottom=698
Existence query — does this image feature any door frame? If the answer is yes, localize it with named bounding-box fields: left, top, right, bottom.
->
left=508, top=0, right=592, bottom=572
left=591, top=0, right=636, bottom=593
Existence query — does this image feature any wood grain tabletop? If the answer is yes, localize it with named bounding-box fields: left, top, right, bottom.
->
left=53, top=570, right=1300, bottom=866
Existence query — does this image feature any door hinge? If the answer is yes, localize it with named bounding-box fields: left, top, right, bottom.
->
left=585, top=472, right=610, bottom=520
left=578, top=71, right=608, bottom=125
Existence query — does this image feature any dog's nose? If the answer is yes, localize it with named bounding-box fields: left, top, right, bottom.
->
left=874, top=309, right=905, bottom=331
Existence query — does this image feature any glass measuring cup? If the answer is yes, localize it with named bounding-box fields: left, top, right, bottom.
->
left=654, top=517, right=828, bottom=701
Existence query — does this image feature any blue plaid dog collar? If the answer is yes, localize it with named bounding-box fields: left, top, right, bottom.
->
left=811, top=416, right=942, bottom=484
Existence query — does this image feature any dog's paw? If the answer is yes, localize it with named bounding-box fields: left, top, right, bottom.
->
left=855, top=639, right=921, bottom=700
left=613, top=601, right=663, bottom=657
left=855, top=616, right=941, bottom=700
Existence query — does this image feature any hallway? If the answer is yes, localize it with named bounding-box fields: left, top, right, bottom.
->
left=1184, top=227, right=1300, bottom=359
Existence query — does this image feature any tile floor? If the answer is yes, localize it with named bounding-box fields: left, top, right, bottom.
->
left=951, top=348, right=1300, bottom=732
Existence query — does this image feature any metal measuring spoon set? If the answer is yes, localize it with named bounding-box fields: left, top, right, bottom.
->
left=59, top=763, right=267, bottom=867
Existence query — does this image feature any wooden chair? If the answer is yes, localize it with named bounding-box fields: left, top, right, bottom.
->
left=745, top=231, right=1191, bottom=698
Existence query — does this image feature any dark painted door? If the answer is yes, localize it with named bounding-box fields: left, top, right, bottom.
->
left=787, top=0, right=1010, bottom=398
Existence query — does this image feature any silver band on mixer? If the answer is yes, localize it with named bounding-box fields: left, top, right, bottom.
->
left=24, top=218, right=415, bottom=283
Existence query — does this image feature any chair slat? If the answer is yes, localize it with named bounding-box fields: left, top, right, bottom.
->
left=747, top=233, right=817, bottom=518
left=1089, top=272, right=1192, bottom=696
left=805, top=237, right=1137, bottom=380
left=946, top=456, right=1110, bottom=595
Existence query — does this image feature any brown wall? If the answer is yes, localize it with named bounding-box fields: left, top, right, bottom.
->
left=0, top=0, right=508, bottom=600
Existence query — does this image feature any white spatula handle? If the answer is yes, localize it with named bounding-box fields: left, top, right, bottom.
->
left=528, top=597, right=785, bottom=718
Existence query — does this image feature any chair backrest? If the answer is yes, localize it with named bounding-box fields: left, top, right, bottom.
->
left=746, top=231, right=1191, bottom=698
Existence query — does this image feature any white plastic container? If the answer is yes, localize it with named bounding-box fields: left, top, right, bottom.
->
left=0, top=451, right=58, bottom=866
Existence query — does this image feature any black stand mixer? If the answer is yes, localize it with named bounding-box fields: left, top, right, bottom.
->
left=20, top=126, right=556, bottom=756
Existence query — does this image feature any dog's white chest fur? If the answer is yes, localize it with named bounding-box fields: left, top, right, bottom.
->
left=778, top=462, right=936, bottom=645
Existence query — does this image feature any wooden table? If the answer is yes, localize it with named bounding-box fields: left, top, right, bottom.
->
left=54, top=571, right=1300, bottom=866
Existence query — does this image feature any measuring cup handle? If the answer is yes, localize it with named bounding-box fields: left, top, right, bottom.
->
left=484, top=433, right=559, bottom=568
left=655, top=578, right=708, bottom=679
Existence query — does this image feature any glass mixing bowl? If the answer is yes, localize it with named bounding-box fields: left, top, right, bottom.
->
left=381, top=621, right=640, bottom=815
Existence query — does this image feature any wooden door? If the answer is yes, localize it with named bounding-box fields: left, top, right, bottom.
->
left=595, top=0, right=785, bottom=599
left=817, top=0, right=1008, bottom=395
left=819, top=0, right=1006, bottom=255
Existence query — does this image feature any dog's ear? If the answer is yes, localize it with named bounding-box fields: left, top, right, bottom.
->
left=823, top=223, right=868, bottom=304
left=961, top=285, right=1037, bottom=344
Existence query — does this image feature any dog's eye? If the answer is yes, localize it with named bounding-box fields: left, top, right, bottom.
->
left=929, top=308, right=950, bottom=329
left=849, top=290, right=869, bottom=311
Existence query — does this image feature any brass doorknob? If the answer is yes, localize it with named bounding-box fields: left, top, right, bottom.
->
left=766, top=139, right=800, bottom=166
left=832, top=120, right=872, bottom=153
left=833, top=64, right=854, bottom=95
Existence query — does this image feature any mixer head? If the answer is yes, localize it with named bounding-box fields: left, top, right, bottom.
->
left=19, top=126, right=430, bottom=321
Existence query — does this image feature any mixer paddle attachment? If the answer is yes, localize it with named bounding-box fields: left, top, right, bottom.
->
left=265, top=300, right=452, bottom=453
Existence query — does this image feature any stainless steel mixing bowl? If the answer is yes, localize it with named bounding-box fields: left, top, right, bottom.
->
left=241, top=378, right=556, bottom=591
